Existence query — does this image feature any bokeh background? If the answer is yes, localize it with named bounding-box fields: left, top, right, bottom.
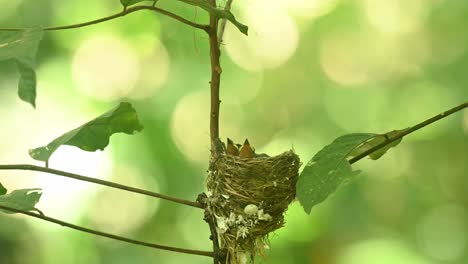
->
left=1, top=0, right=467, bottom=263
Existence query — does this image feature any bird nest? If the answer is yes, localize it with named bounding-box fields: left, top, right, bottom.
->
left=205, top=150, right=301, bottom=264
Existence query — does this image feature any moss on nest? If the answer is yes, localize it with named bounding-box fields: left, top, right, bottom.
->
left=206, top=150, right=301, bottom=263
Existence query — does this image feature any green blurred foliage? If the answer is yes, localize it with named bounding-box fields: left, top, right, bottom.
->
left=0, top=0, right=467, bottom=263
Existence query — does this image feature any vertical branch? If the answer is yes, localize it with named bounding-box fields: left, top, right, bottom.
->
left=207, top=1, right=224, bottom=264
left=209, top=0, right=222, bottom=144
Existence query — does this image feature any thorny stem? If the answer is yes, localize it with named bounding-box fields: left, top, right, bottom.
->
left=0, top=164, right=203, bottom=209
left=0, top=5, right=210, bottom=33
left=0, top=205, right=213, bottom=258
left=349, top=101, right=468, bottom=164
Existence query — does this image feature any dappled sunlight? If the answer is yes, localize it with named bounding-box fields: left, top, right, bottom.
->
left=170, top=90, right=210, bottom=164
left=224, top=0, right=299, bottom=71
left=320, top=30, right=430, bottom=86
left=35, top=146, right=112, bottom=224
left=87, top=164, right=159, bottom=235
left=416, top=205, right=468, bottom=261
left=257, top=128, right=324, bottom=162
left=337, top=238, right=432, bottom=264
left=129, top=39, right=170, bottom=100
left=361, top=0, right=429, bottom=35
left=278, top=0, right=340, bottom=19
left=72, top=34, right=140, bottom=101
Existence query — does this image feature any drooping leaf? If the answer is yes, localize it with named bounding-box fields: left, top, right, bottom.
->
left=0, top=27, right=43, bottom=107
left=0, top=188, right=42, bottom=214
left=177, top=0, right=248, bottom=35
left=29, top=102, right=144, bottom=163
left=348, top=129, right=406, bottom=160
left=0, top=183, right=7, bottom=195
left=297, top=133, right=376, bottom=214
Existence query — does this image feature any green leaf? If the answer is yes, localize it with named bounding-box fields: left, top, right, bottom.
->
left=348, top=129, right=406, bottom=160
left=29, top=102, right=144, bottom=163
left=0, top=188, right=42, bottom=214
left=0, top=27, right=43, bottom=107
left=177, top=0, right=248, bottom=35
left=297, top=133, right=376, bottom=214
left=120, top=0, right=153, bottom=8
left=0, top=183, right=7, bottom=195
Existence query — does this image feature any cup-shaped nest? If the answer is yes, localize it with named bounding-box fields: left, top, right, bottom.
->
left=206, top=150, right=300, bottom=263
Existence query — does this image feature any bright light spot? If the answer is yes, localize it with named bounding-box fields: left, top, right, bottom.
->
left=278, top=0, right=339, bottom=19
left=362, top=0, right=429, bottom=34
left=337, top=238, right=432, bottom=264
left=129, top=39, right=170, bottom=100
left=170, top=90, right=243, bottom=165
left=320, top=30, right=430, bottom=85
left=170, top=90, right=210, bottom=164
left=36, top=146, right=112, bottom=222
left=320, top=33, right=371, bottom=86
left=0, top=84, right=111, bottom=224
left=258, top=127, right=324, bottom=161
left=72, top=35, right=140, bottom=101
left=417, top=205, right=468, bottom=261
left=88, top=164, right=159, bottom=235
left=224, top=0, right=299, bottom=71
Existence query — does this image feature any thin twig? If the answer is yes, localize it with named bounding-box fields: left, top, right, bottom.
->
left=218, top=0, right=234, bottom=46
left=0, top=164, right=204, bottom=209
left=0, top=204, right=213, bottom=257
left=0, top=5, right=210, bottom=33
left=349, top=102, right=468, bottom=164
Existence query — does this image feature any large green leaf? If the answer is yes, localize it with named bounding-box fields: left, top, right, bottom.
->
left=0, top=188, right=42, bottom=214
left=348, top=129, right=406, bottom=160
left=177, top=0, right=248, bottom=35
left=297, top=133, right=376, bottom=214
left=0, top=27, right=43, bottom=107
left=29, top=102, right=144, bottom=163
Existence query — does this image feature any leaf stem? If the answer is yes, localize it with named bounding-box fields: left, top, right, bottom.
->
left=0, top=164, right=203, bottom=209
left=217, top=0, right=234, bottom=46
left=0, top=204, right=213, bottom=257
left=0, top=5, right=210, bottom=33
left=349, top=101, right=468, bottom=164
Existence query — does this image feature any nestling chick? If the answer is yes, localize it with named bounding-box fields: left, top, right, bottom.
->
left=239, top=139, right=255, bottom=159
left=226, top=138, right=239, bottom=156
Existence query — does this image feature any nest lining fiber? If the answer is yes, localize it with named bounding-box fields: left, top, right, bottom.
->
left=206, top=150, right=301, bottom=264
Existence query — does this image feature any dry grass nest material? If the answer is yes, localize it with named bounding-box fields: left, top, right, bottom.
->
left=206, top=150, right=301, bottom=264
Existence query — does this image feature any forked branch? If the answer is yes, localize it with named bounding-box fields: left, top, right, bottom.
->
left=0, top=5, right=210, bottom=33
